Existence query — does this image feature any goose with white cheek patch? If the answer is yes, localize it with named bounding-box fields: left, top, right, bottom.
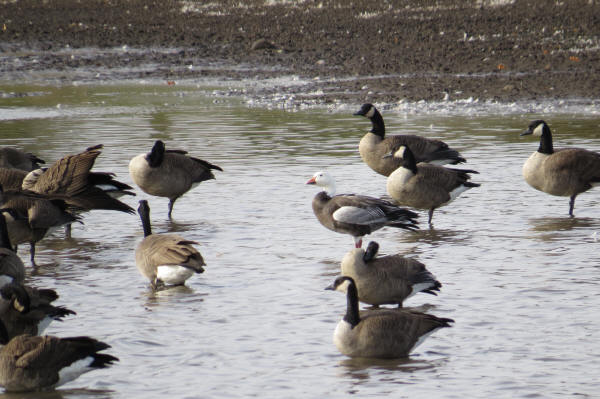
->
left=0, top=283, right=75, bottom=340
left=385, top=145, right=480, bottom=224
left=135, top=200, right=205, bottom=288
left=354, top=103, right=465, bottom=176
left=306, top=171, right=418, bottom=248
left=341, top=241, right=441, bottom=308
left=0, top=319, right=118, bottom=393
left=326, top=276, right=453, bottom=358
left=521, top=120, right=600, bottom=216
left=129, top=140, right=222, bottom=218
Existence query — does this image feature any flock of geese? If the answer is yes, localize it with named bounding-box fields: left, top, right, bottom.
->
left=0, top=103, right=599, bottom=391
left=306, top=104, right=600, bottom=360
left=0, top=141, right=221, bottom=392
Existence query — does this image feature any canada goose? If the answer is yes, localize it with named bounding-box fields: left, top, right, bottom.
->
left=0, top=148, right=44, bottom=172
left=386, top=145, right=480, bottom=224
left=129, top=140, right=223, bottom=218
left=0, top=320, right=118, bottom=393
left=0, top=186, right=79, bottom=266
left=354, top=103, right=465, bottom=176
left=135, top=200, right=205, bottom=288
left=306, top=171, right=418, bottom=248
left=0, top=283, right=75, bottom=340
left=521, top=120, right=600, bottom=216
left=0, top=211, right=25, bottom=290
left=0, top=168, right=27, bottom=191
left=21, top=145, right=135, bottom=236
left=326, top=276, right=453, bottom=358
left=341, top=241, right=441, bottom=308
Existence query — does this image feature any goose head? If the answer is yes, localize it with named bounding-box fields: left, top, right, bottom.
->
left=146, top=140, right=166, bottom=167
left=353, top=103, right=376, bottom=118
left=325, top=275, right=354, bottom=294
left=306, top=171, right=336, bottom=196
left=521, top=120, right=549, bottom=137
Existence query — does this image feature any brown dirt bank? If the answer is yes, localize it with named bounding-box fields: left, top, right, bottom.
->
left=2, top=0, right=600, bottom=105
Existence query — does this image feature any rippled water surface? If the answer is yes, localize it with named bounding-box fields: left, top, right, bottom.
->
left=1, top=84, right=599, bottom=399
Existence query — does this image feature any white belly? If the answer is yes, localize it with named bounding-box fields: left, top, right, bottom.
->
left=157, top=265, right=195, bottom=285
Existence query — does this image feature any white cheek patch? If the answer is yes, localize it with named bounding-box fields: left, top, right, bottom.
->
left=533, top=123, right=545, bottom=136
left=394, top=146, right=406, bottom=158
left=365, top=107, right=375, bottom=118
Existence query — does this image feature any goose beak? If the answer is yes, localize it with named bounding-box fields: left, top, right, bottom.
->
left=324, top=282, right=335, bottom=290
left=520, top=129, right=533, bottom=136
left=382, top=151, right=394, bottom=159
left=306, top=177, right=317, bottom=185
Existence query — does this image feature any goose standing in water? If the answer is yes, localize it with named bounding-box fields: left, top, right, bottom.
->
left=0, top=187, right=79, bottom=266
left=129, top=140, right=222, bottom=218
left=354, top=103, right=465, bottom=176
left=340, top=241, right=441, bottom=308
left=386, top=145, right=480, bottom=224
left=306, top=171, right=418, bottom=248
left=135, top=200, right=205, bottom=288
left=0, top=148, right=44, bottom=172
left=326, top=276, right=453, bottom=358
left=22, top=144, right=135, bottom=237
left=521, top=120, right=600, bottom=216
left=0, top=320, right=118, bottom=393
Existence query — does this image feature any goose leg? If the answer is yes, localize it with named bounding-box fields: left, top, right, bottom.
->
left=65, top=223, right=72, bottom=239
left=428, top=209, right=435, bottom=225
left=569, top=195, right=576, bottom=217
left=353, top=236, right=363, bottom=248
left=29, top=242, right=37, bottom=267
left=168, top=198, right=177, bottom=218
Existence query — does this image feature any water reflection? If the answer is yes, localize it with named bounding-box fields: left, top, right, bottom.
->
left=141, top=284, right=202, bottom=308
left=337, top=356, right=440, bottom=374
left=398, top=228, right=468, bottom=246
left=0, top=388, right=115, bottom=399
left=528, top=217, right=599, bottom=232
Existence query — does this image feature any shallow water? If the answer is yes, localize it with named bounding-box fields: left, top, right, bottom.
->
left=1, top=84, right=600, bottom=399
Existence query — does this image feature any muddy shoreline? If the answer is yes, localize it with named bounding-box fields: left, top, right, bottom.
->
left=2, top=0, right=600, bottom=106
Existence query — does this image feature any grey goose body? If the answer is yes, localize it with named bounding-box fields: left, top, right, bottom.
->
left=135, top=200, right=205, bottom=288
left=354, top=103, right=465, bottom=176
left=326, top=276, right=453, bottom=358
left=306, top=171, right=418, bottom=248
left=0, top=320, right=118, bottom=393
left=386, top=145, right=480, bottom=224
left=341, top=241, right=441, bottom=308
left=521, top=120, right=600, bottom=216
left=0, top=148, right=44, bottom=172
left=129, top=140, right=222, bottom=218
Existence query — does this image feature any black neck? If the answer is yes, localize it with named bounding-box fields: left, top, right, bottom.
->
left=363, top=241, right=379, bottom=262
left=0, top=211, right=12, bottom=250
left=138, top=202, right=153, bottom=237
left=343, top=281, right=361, bottom=328
left=369, top=109, right=385, bottom=138
left=402, top=146, right=418, bottom=174
left=538, top=125, right=554, bottom=154
left=146, top=141, right=165, bottom=167
left=0, top=319, right=8, bottom=345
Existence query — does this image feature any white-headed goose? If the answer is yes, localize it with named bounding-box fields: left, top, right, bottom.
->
left=521, top=120, right=600, bottom=216
left=306, top=171, right=418, bottom=248
left=341, top=241, right=441, bottom=308
left=22, top=144, right=135, bottom=237
left=135, top=200, right=205, bottom=288
left=0, top=283, right=75, bottom=340
left=129, top=140, right=222, bottom=218
left=0, top=187, right=79, bottom=266
left=386, top=145, right=480, bottom=224
left=0, top=148, right=45, bottom=172
left=0, top=320, right=118, bottom=393
left=326, top=276, right=453, bottom=358
left=354, top=103, right=465, bottom=176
